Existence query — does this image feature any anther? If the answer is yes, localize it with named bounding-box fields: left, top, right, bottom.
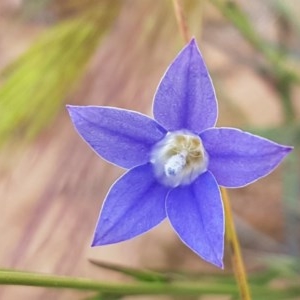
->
left=150, top=131, right=209, bottom=187
left=165, top=152, right=187, bottom=177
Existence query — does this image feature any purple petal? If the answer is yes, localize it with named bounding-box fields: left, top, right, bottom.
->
left=153, top=38, right=218, bottom=133
left=201, top=127, right=293, bottom=188
left=67, top=105, right=166, bottom=169
left=166, top=171, right=224, bottom=268
left=92, top=163, right=169, bottom=246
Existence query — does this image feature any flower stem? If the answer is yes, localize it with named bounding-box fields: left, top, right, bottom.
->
left=221, top=188, right=252, bottom=300
left=171, top=2, right=252, bottom=299
left=0, top=269, right=238, bottom=296
left=172, top=0, right=190, bottom=43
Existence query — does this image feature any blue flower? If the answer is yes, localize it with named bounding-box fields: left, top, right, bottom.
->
left=67, top=39, right=292, bottom=268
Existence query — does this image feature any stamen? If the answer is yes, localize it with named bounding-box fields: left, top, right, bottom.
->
left=151, top=131, right=209, bottom=187
left=165, top=151, right=187, bottom=177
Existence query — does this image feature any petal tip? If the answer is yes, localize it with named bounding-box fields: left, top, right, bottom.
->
left=189, top=37, right=197, bottom=45
left=66, top=104, right=75, bottom=110
left=188, top=37, right=200, bottom=52
left=204, top=254, right=224, bottom=269
left=90, top=241, right=97, bottom=248
left=66, top=104, right=78, bottom=117
left=91, top=236, right=99, bottom=247
left=279, top=144, right=293, bottom=161
left=284, top=145, right=294, bottom=153
left=91, top=235, right=106, bottom=247
left=214, top=259, right=224, bottom=269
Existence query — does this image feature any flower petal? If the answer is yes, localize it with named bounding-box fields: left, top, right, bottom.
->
left=166, top=171, right=224, bottom=268
left=92, top=163, right=169, bottom=246
left=201, top=127, right=293, bottom=188
left=67, top=105, right=166, bottom=169
left=153, top=38, right=218, bottom=133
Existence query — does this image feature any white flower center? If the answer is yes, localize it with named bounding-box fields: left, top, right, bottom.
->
left=150, top=131, right=208, bottom=187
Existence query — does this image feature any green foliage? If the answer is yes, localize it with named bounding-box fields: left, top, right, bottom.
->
left=1, top=264, right=300, bottom=299
left=86, top=259, right=300, bottom=299
left=83, top=294, right=121, bottom=300
left=89, top=259, right=172, bottom=283
left=0, top=1, right=120, bottom=145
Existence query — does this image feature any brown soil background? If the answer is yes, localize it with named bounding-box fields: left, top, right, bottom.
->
left=0, top=1, right=299, bottom=299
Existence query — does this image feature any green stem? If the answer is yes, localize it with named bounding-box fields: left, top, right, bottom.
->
left=0, top=269, right=237, bottom=296
left=88, top=259, right=171, bottom=282
left=0, top=269, right=298, bottom=298
left=0, top=270, right=300, bottom=300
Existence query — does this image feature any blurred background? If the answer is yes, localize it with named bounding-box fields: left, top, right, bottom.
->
left=0, top=0, right=299, bottom=299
